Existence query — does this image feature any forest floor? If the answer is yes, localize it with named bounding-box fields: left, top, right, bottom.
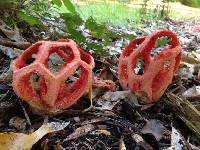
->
left=0, top=11, right=200, bottom=149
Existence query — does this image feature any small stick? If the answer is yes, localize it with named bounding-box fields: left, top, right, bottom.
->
left=18, top=98, right=31, bottom=126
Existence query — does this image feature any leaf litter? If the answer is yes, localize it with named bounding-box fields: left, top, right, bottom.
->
left=0, top=17, right=200, bottom=149
left=0, top=122, right=69, bottom=150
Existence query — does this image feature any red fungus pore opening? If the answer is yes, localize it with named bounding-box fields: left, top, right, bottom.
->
left=14, top=42, right=42, bottom=70
left=118, top=30, right=182, bottom=102
left=189, top=26, right=200, bottom=32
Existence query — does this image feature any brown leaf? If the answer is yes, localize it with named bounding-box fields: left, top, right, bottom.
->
left=141, top=119, right=165, bottom=141
left=182, top=86, right=200, bottom=101
left=119, top=137, right=126, bottom=150
left=0, top=122, right=69, bottom=150
left=0, top=45, right=23, bottom=58
left=0, top=38, right=31, bottom=49
left=0, top=20, right=26, bottom=42
left=63, top=124, right=95, bottom=142
left=182, top=51, right=200, bottom=65
left=95, top=90, right=138, bottom=111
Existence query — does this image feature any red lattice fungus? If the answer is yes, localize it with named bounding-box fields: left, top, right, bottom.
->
left=118, top=30, right=182, bottom=103
left=93, top=76, right=116, bottom=91
left=189, top=26, right=200, bottom=32
left=12, top=39, right=95, bottom=114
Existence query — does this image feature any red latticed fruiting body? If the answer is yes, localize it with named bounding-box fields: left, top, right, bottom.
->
left=93, top=76, right=116, bottom=91
left=118, top=30, right=182, bottom=103
left=189, top=26, right=200, bottom=32
left=12, top=39, right=95, bottom=114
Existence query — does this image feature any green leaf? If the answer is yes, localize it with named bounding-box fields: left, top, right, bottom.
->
left=85, top=17, right=119, bottom=43
left=85, top=17, right=99, bottom=31
left=85, top=17, right=108, bottom=39
left=69, top=29, right=86, bottom=43
left=52, top=0, right=62, bottom=7
left=156, top=37, right=169, bottom=47
left=86, top=43, right=107, bottom=55
left=56, top=29, right=86, bottom=44
left=62, top=0, right=76, bottom=14
left=18, top=11, right=42, bottom=26
left=56, top=33, right=71, bottom=39
left=62, top=13, right=83, bottom=29
left=127, top=34, right=137, bottom=40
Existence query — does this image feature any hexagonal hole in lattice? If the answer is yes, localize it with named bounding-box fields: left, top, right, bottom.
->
left=47, top=52, right=66, bottom=75
left=15, top=43, right=41, bottom=69
left=29, top=72, right=47, bottom=97
left=133, top=57, right=145, bottom=75
left=151, top=36, right=170, bottom=58
left=65, top=67, right=81, bottom=85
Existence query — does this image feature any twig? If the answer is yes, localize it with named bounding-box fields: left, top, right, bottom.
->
left=0, top=39, right=31, bottom=49
left=43, top=116, right=49, bottom=124
left=18, top=98, right=31, bottom=126
left=165, top=92, right=200, bottom=139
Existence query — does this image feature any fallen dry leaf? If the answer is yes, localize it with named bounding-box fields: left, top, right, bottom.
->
left=0, top=122, right=69, bottom=150
left=0, top=20, right=26, bottom=42
left=141, top=119, right=165, bottom=141
left=95, top=90, right=138, bottom=111
left=176, top=65, right=193, bottom=79
left=0, top=67, right=13, bottom=82
left=131, top=133, right=153, bottom=149
left=119, top=137, right=126, bottom=150
left=91, top=129, right=111, bottom=136
left=182, top=86, right=200, bottom=101
left=63, top=124, right=95, bottom=142
left=9, top=116, right=27, bottom=131
left=192, top=51, right=200, bottom=61
left=0, top=38, right=31, bottom=49
left=182, top=51, right=200, bottom=65
left=0, top=45, right=23, bottom=59
left=171, top=127, right=190, bottom=149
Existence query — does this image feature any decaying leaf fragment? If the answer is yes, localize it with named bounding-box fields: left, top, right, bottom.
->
left=182, top=86, right=200, bottom=101
left=171, top=127, right=190, bottom=149
left=0, top=122, right=69, bottom=150
left=95, top=90, right=138, bottom=111
left=182, top=51, right=200, bottom=65
left=62, top=124, right=95, bottom=142
left=165, top=92, right=200, bottom=138
left=0, top=19, right=31, bottom=49
left=0, top=20, right=26, bottom=42
left=141, top=119, right=165, bottom=141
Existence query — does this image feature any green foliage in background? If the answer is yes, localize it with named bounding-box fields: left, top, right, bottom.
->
left=179, top=0, right=200, bottom=7
left=2, top=0, right=199, bottom=55
left=0, top=0, right=25, bottom=26
left=140, top=0, right=171, bottom=20
left=0, top=0, right=175, bottom=54
left=0, top=0, right=22, bottom=10
left=18, top=11, right=42, bottom=26
left=54, top=0, right=137, bottom=55
left=117, top=0, right=130, bottom=3
left=79, top=1, right=141, bottom=26
left=1, top=0, right=130, bottom=55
